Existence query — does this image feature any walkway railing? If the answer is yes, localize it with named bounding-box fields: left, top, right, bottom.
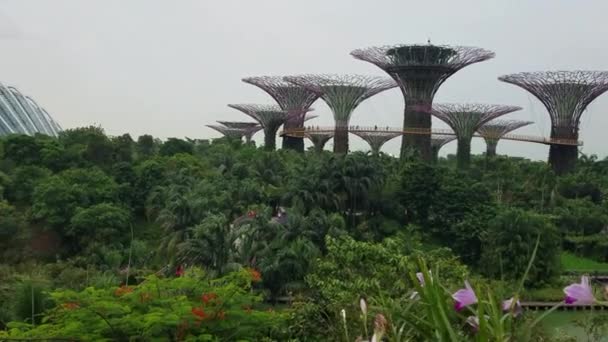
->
left=281, top=126, right=582, bottom=146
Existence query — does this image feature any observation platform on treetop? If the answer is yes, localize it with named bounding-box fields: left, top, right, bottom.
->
left=281, top=126, right=582, bottom=146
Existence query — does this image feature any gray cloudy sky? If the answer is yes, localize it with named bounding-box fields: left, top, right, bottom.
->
left=2, top=0, right=608, bottom=160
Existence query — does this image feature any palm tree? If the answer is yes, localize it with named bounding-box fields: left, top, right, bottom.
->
left=176, top=214, right=240, bottom=275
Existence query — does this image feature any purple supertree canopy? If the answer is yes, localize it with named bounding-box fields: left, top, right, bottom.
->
left=498, top=71, right=608, bottom=132
left=430, top=103, right=522, bottom=139
left=304, top=131, right=334, bottom=151
left=205, top=124, right=248, bottom=139
left=216, top=121, right=260, bottom=129
left=351, top=131, right=401, bottom=153
left=227, top=104, right=294, bottom=128
left=283, top=74, right=397, bottom=122
left=242, top=76, right=320, bottom=111
left=430, top=134, right=457, bottom=149
left=477, top=119, right=533, bottom=140
left=303, top=114, right=318, bottom=122
left=350, top=44, right=495, bottom=97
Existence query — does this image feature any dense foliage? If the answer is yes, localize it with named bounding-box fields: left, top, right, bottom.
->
left=1, top=127, right=608, bottom=340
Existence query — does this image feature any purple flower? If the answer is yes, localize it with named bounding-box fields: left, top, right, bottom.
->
left=416, top=272, right=425, bottom=286
left=564, top=276, right=595, bottom=305
left=416, top=271, right=431, bottom=286
left=501, top=297, right=523, bottom=317
left=452, top=280, right=477, bottom=311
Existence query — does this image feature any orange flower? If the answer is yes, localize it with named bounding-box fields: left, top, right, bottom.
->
left=114, top=285, right=134, bottom=296
left=201, top=292, right=218, bottom=304
left=62, top=302, right=79, bottom=310
left=216, top=310, right=226, bottom=320
left=191, top=306, right=207, bottom=320
left=248, top=268, right=262, bottom=282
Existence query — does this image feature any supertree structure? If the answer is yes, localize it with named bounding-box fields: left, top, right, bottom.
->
left=284, top=74, right=397, bottom=154
left=430, top=103, right=522, bottom=168
left=430, top=134, right=456, bottom=163
left=304, top=131, right=334, bottom=152
left=351, top=44, right=495, bottom=161
left=242, top=76, right=320, bottom=152
left=498, top=71, right=608, bottom=174
left=477, top=119, right=533, bottom=157
left=351, top=130, right=401, bottom=155
left=227, top=104, right=293, bottom=150
left=214, top=121, right=263, bottom=142
left=206, top=124, right=248, bottom=140
left=303, top=113, right=318, bottom=122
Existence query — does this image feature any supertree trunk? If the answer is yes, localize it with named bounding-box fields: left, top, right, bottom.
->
left=282, top=135, right=304, bottom=152
left=281, top=117, right=305, bottom=152
left=485, top=139, right=498, bottom=157
left=334, top=120, right=349, bottom=154
left=401, top=99, right=432, bottom=161
left=457, top=138, right=472, bottom=169
left=431, top=148, right=440, bottom=163
left=264, top=128, right=277, bottom=151
left=313, top=141, right=326, bottom=153
left=549, top=127, right=578, bottom=175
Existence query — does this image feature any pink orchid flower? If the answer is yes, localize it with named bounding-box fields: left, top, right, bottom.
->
left=501, top=297, right=523, bottom=317
left=564, top=276, right=595, bottom=305
left=452, top=280, right=477, bottom=311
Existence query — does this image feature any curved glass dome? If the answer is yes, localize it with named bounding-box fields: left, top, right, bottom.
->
left=0, top=83, right=61, bottom=137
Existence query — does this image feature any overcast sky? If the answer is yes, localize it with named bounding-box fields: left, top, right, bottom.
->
left=2, top=0, right=608, bottom=160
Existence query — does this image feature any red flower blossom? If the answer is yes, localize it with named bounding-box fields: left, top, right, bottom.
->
left=175, top=265, right=185, bottom=277
left=248, top=268, right=262, bottom=282
left=114, top=285, right=134, bottom=297
left=62, top=302, right=79, bottom=310
left=201, top=292, right=218, bottom=304
left=247, top=210, right=256, bottom=218
left=191, top=306, right=207, bottom=320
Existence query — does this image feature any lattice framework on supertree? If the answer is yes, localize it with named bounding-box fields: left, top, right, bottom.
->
left=303, top=114, right=318, bottom=122
left=430, top=134, right=456, bottom=163
left=227, top=104, right=293, bottom=150
left=216, top=121, right=262, bottom=142
left=206, top=124, right=249, bottom=141
left=430, top=103, right=521, bottom=168
left=350, top=130, right=401, bottom=154
left=477, top=119, right=533, bottom=157
left=351, top=44, right=495, bottom=161
left=304, top=131, right=334, bottom=152
left=284, top=74, right=397, bottom=154
left=498, top=71, right=608, bottom=174
left=242, top=76, right=320, bottom=152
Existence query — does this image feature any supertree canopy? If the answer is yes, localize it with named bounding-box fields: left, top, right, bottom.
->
left=498, top=71, right=608, bottom=174
left=430, top=103, right=522, bottom=168
left=477, top=119, right=533, bottom=157
left=430, top=134, right=456, bottom=163
left=206, top=124, right=248, bottom=140
left=213, top=121, right=262, bottom=142
left=284, top=74, right=397, bottom=154
left=227, top=104, right=293, bottom=150
left=242, top=76, right=320, bottom=152
left=351, top=130, right=401, bottom=154
left=351, top=44, right=495, bottom=161
left=304, top=131, right=334, bottom=152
